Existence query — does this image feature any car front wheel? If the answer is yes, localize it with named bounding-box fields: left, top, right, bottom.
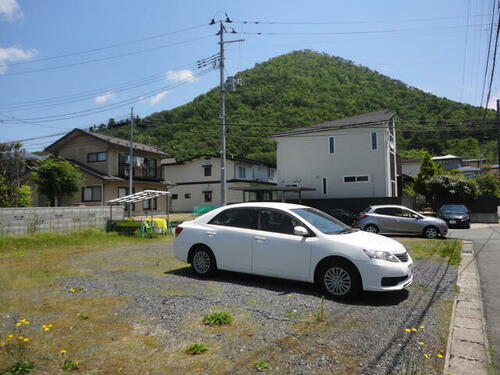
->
left=191, top=246, right=217, bottom=277
left=319, top=260, right=361, bottom=300
left=423, top=226, right=439, bottom=239
left=364, top=224, right=379, bottom=234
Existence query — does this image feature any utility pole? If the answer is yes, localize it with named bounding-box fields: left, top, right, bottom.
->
left=216, top=15, right=244, bottom=205
left=497, top=99, right=500, bottom=178
left=128, top=107, right=134, bottom=217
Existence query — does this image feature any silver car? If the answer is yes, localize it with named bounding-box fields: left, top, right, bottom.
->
left=358, top=205, right=448, bottom=239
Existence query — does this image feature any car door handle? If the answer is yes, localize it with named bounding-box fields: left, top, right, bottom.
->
left=206, top=231, right=216, bottom=237
left=254, top=236, right=266, bottom=242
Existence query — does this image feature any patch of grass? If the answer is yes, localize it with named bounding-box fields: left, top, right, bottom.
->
left=245, top=299, right=261, bottom=307
left=252, top=359, right=269, bottom=371
left=60, top=359, right=80, bottom=371
left=76, top=313, right=89, bottom=320
left=0, top=229, right=152, bottom=256
left=185, top=343, right=208, bottom=355
left=0, top=360, right=35, bottom=375
left=202, top=312, right=234, bottom=326
left=285, top=311, right=298, bottom=319
left=396, top=238, right=462, bottom=265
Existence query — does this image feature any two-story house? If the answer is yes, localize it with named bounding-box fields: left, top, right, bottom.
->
left=271, top=110, right=398, bottom=199
left=162, top=155, right=277, bottom=212
left=43, top=128, right=172, bottom=214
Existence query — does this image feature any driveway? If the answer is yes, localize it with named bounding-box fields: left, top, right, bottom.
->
left=448, top=223, right=500, bottom=367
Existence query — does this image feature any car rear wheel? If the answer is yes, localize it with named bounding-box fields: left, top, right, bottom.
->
left=191, top=246, right=217, bottom=277
left=319, top=260, right=361, bottom=300
left=423, top=226, right=439, bottom=239
left=364, top=224, right=379, bottom=234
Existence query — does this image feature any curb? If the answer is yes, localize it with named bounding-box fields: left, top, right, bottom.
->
left=443, top=240, right=489, bottom=375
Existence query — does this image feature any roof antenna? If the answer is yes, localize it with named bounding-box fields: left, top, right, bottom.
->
left=209, top=18, right=216, bottom=25
left=225, top=13, right=232, bottom=22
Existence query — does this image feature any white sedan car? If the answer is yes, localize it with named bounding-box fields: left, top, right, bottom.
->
left=174, top=202, right=413, bottom=299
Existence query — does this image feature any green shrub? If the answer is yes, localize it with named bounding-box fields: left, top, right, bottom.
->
left=202, top=312, right=234, bottom=326
left=0, top=360, right=35, bottom=375
left=252, top=360, right=269, bottom=370
left=185, top=343, right=208, bottom=355
left=60, top=359, right=80, bottom=371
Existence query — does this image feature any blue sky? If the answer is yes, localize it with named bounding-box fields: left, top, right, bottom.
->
left=0, top=0, right=497, bottom=150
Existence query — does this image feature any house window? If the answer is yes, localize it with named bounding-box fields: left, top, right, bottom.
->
left=237, top=166, right=246, bottom=179
left=204, top=191, right=212, bottom=202
left=185, top=193, right=191, bottom=199
left=328, top=136, right=335, bottom=154
left=203, top=165, right=212, bottom=176
left=82, top=186, right=101, bottom=202
left=322, top=178, right=327, bottom=195
left=87, top=152, right=107, bottom=162
left=344, top=176, right=370, bottom=183
left=145, top=158, right=157, bottom=177
left=268, top=168, right=275, bottom=179
left=172, top=194, right=178, bottom=200
left=143, top=197, right=157, bottom=210
left=371, top=132, right=378, bottom=150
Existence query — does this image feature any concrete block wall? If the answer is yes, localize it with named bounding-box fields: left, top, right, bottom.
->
left=0, top=206, right=125, bottom=236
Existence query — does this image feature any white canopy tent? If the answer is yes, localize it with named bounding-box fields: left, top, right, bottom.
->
left=107, top=189, right=171, bottom=224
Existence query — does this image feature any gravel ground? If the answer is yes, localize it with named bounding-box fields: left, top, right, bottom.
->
left=60, top=240, right=457, bottom=375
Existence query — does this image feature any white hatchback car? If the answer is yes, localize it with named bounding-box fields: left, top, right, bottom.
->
left=174, top=202, right=413, bottom=299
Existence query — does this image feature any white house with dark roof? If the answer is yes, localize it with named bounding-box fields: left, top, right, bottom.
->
left=271, top=110, right=398, bottom=199
left=162, top=155, right=277, bottom=212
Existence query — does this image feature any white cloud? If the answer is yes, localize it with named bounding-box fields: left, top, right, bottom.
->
left=0, top=0, right=23, bottom=21
left=94, top=92, right=115, bottom=103
left=149, top=91, right=168, bottom=105
left=0, top=46, right=37, bottom=74
left=165, top=69, right=197, bottom=82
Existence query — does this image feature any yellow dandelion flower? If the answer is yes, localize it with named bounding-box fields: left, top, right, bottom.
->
left=75, top=361, right=80, bottom=365
left=7, top=334, right=14, bottom=339
left=419, top=341, right=426, bottom=345
left=23, top=338, right=30, bottom=342
left=15, top=323, right=22, bottom=326
left=18, top=336, right=24, bottom=340
left=43, top=327, right=50, bottom=332
left=0, top=342, right=5, bottom=346
left=60, top=349, right=67, bottom=354
left=42, top=325, right=47, bottom=329
left=24, top=321, right=30, bottom=325
left=48, top=324, right=53, bottom=328
left=118, top=368, right=123, bottom=372
left=419, top=325, right=425, bottom=329
left=423, top=353, right=429, bottom=359
left=404, top=328, right=411, bottom=332
left=437, top=354, right=444, bottom=358
left=411, top=328, right=417, bottom=332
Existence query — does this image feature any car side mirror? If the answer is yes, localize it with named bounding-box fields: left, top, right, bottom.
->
left=294, top=226, right=309, bottom=236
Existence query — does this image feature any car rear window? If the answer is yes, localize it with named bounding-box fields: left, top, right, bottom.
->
left=209, top=208, right=258, bottom=230
left=375, top=207, right=402, bottom=216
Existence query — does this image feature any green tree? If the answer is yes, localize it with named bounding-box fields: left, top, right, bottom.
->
left=474, top=173, right=499, bottom=197
left=413, top=154, right=443, bottom=202
left=33, top=157, right=82, bottom=207
left=427, top=175, right=479, bottom=202
left=0, top=142, right=32, bottom=207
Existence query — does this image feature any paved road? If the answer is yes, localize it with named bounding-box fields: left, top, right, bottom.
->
left=448, top=223, right=500, bottom=367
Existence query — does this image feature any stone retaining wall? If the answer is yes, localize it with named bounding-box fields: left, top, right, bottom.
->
left=0, top=206, right=124, bottom=236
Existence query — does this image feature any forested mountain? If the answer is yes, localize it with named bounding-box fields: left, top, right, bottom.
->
left=99, top=50, right=496, bottom=164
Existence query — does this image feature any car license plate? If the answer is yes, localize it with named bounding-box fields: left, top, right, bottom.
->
left=449, top=220, right=456, bottom=224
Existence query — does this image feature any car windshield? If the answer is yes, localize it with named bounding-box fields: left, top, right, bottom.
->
left=291, top=207, right=351, bottom=234
left=440, top=205, right=467, bottom=213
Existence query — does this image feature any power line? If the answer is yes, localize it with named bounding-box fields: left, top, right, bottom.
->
left=234, top=23, right=491, bottom=36
left=1, top=67, right=217, bottom=122
left=483, top=1, right=500, bottom=118
left=8, top=24, right=209, bottom=67
left=481, top=0, right=498, bottom=107
left=2, top=35, right=215, bottom=77
left=0, top=54, right=220, bottom=111
left=232, top=13, right=493, bottom=26
left=460, top=0, right=472, bottom=100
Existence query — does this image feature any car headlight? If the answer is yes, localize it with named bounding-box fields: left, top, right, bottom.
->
left=363, top=249, right=400, bottom=262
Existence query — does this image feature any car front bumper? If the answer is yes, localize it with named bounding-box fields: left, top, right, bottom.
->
left=357, top=256, right=414, bottom=292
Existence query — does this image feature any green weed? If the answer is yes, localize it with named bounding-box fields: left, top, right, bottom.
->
left=313, top=296, right=326, bottom=322
left=202, top=312, right=234, bottom=326
left=252, top=360, right=269, bottom=371
left=185, top=343, right=208, bottom=355
left=0, top=360, right=35, bottom=375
